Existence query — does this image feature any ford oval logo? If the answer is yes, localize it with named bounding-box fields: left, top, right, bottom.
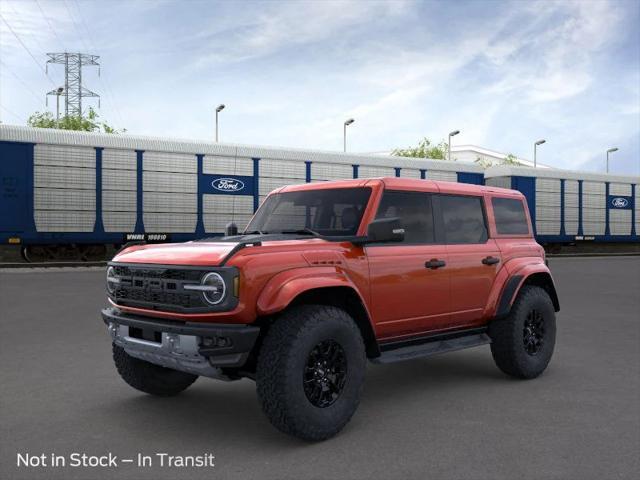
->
left=611, top=197, right=629, bottom=208
left=211, top=178, right=245, bottom=192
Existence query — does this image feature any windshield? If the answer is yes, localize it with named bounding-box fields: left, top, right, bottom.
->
left=245, top=187, right=371, bottom=237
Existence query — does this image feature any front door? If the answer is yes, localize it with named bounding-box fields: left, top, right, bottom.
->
left=367, top=190, right=451, bottom=340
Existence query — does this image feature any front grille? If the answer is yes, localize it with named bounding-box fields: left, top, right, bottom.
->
left=110, top=264, right=217, bottom=313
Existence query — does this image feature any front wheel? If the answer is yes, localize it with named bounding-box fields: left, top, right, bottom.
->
left=489, top=285, right=556, bottom=379
left=256, top=305, right=366, bottom=441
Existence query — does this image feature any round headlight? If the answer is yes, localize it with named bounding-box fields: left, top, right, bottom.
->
left=201, top=272, right=226, bottom=305
left=106, top=266, right=118, bottom=295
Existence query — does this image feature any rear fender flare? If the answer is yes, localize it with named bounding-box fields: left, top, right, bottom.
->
left=493, top=261, right=560, bottom=318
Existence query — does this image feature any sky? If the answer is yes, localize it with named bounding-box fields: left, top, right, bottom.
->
left=1, top=0, right=639, bottom=175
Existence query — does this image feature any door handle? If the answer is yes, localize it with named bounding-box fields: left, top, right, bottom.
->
left=425, top=259, right=446, bottom=269
left=482, top=256, right=500, bottom=265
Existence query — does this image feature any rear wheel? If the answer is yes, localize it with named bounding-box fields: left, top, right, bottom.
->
left=256, top=304, right=366, bottom=441
left=489, top=285, right=556, bottom=379
left=112, top=344, right=198, bottom=396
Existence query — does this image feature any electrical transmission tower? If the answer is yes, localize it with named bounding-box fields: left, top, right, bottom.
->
left=46, top=53, right=100, bottom=118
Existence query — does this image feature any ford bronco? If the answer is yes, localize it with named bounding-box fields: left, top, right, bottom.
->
left=102, top=178, right=559, bottom=441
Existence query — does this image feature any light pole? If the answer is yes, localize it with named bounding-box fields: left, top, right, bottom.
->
left=606, top=147, right=618, bottom=173
left=448, top=130, right=460, bottom=161
left=343, top=118, right=354, bottom=152
left=55, top=87, right=64, bottom=121
left=534, top=139, right=546, bottom=168
left=215, top=104, right=225, bottom=142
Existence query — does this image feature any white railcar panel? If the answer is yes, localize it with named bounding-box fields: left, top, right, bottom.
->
left=427, top=170, right=457, bottom=182
left=204, top=214, right=253, bottom=233
left=564, top=207, right=579, bottom=235
left=34, top=144, right=95, bottom=168
left=535, top=191, right=561, bottom=207
left=564, top=180, right=579, bottom=193
left=582, top=181, right=606, bottom=195
left=143, top=171, right=196, bottom=194
left=143, top=151, right=196, bottom=173
left=102, top=149, right=136, bottom=170
left=535, top=178, right=561, bottom=193
left=636, top=187, right=640, bottom=234
left=582, top=222, right=605, bottom=235
left=582, top=195, right=606, bottom=209
left=34, top=211, right=95, bottom=232
left=103, top=191, right=136, bottom=211
left=103, top=169, right=136, bottom=191
left=259, top=159, right=306, bottom=179
left=143, top=213, right=197, bottom=232
left=401, top=169, right=421, bottom=179
left=34, top=165, right=95, bottom=190
left=536, top=206, right=561, bottom=222
left=609, top=183, right=632, bottom=196
left=535, top=220, right=560, bottom=235
left=484, top=177, right=511, bottom=189
left=609, top=210, right=632, bottom=235
left=583, top=208, right=606, bottom=222
left=144, top=192, right=197, bottom=213
left=564, top=189, right=579, bottom=208
left=203, top=156, right=253, bottom=176
left=203, top=195, right=254, bottom=215
left=34, top=188, right=95, bottom=211
left=311, top=163, right=353, bottom=181
left=103, top=211, right=136, bottom=232
left=358, top=165, right=395, bottom=178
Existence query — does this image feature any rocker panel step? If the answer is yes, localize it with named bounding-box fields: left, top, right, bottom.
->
left=372, top=331, right=491, bottom=364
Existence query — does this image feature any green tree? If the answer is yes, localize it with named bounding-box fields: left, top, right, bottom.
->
left=27, top=107, right=125, bottom=133
left=392, top=137, right=449, bottom=160
left=475, top=152, right=522, bottom=168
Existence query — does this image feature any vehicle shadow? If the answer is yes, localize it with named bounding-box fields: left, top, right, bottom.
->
left=98, top=348, right=507, bottom=450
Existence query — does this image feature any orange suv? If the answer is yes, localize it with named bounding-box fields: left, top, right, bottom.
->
left=102, top=178, right=559, bottom=440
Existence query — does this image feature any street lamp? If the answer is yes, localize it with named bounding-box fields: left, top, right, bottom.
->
left=606, top=147, right=618, bottom=173
left=534, top=139, right=546, bottom=168
left=215, top=104, right=225, bottom=142
left=343, top=118, right=355, bottom=152
left=448, top=130, right=460, bottom=161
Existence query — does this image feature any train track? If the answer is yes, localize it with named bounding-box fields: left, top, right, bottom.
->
left=0, top=261, right=107, bottom=269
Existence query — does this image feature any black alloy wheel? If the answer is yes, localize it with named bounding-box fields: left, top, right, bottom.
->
left=523, top=309, right=545, bottom=356
left=303, top=340, right=347, bottom=408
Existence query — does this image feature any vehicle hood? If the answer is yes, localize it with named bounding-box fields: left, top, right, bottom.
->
left=112, top=242, right=238, bottom=266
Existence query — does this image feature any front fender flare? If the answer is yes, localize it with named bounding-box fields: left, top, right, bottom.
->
left=256, top=267, right=367, bottom=316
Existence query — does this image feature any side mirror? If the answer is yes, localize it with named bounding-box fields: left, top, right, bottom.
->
left=225, top=222, right=238, bottom=237
left=354, top=217, right=404, bottom=245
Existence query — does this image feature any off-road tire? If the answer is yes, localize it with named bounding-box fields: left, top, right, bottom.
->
left=256, top=304, right=366, bottom=441
left=112, top=344, right=198, bottom=396
left=489, top=285, right=556, bottom=379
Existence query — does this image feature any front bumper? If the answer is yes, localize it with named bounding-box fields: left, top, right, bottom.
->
left=102, top=308, right=260, bottom=378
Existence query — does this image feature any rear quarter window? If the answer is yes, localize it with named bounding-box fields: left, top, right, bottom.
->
left=492, top=197, right=530, bottom=235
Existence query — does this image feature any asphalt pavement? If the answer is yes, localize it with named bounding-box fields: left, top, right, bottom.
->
left=1, top=257, right=639, bottom=480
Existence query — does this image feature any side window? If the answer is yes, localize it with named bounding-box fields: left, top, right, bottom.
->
left=492, top=197, right=530, bottom=235
left=440, top=195, right=487, bottom=244
left=375, top=191, right=434, bottom=243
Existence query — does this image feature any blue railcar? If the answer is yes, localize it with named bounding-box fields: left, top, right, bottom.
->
left=484, top=165, right=639, bottom=247
left=0, top=125, right=484, bottom=260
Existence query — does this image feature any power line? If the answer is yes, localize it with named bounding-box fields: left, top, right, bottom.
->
left=0, top=104, right=25, bottom=123
left=70, top=0, right=126, bottom=126
left=62, top=0, right=90, bottom=52
left=0, top=13, right=57, bottom=87
left=34, top=0, right=67, bottom=51
left=0, top=59, right=44, bottom=104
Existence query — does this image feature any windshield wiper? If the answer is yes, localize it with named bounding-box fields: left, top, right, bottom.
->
left=279, top=228, right=322, bottom=237
left=242, top=230, right=266, bottom=235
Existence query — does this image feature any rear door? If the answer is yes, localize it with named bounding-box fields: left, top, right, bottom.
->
left=437, top=193, right=501, bottom=327
left=0, top=142, right=30, bottom=233
left=367, top=190, right=451, bottom=339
